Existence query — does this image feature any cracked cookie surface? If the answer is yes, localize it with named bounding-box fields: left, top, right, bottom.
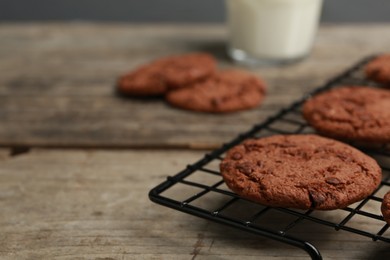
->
left=165, top=69, right=266, bottom=113
left=220, top=134, right=381, bottom=210
left=303, top=86, right=390, bottom=143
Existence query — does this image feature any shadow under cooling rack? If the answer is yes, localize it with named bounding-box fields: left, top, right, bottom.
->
left=149, top=55, right=390, bottom=260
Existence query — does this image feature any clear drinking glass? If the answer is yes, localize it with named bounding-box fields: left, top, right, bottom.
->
left=226, top=0, right=323, bottom=66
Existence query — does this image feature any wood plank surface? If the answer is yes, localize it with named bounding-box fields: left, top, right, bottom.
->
left=2, top=23, right=390, bottom=260
left=0, top=149, right=389, bottom=259
left=1, top=23, right=390, bottom=148
left=0, top=149, right=10, bottom=161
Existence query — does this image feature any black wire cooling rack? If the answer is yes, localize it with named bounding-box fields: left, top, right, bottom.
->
left=149, top=55, right=390, bottom=260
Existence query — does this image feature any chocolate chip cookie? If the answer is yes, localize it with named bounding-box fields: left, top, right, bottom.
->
left=365, top=54, right=390, bottom=85
left=165, top=69, right=266, bottom=113
left=381, top=191, right=390, bottom=225
left=117, top=53, right=216, bottom=96
left=220, top=134, right=382, bottom=210
left=303, top=86, right=390, bottom=143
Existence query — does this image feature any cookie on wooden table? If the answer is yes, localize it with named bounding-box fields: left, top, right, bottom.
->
left=162, top=52, right=217, bottom=89
left=381, top=191, right=390, bottom=225
left=220, top=134, right=382, bottom=210
left=117, top=62, right=166, bottom=96
left=165, top=69, right=266, bottom=113
left=117, top=53, right=216, bottom=96
left=303, top=86, right=390, bottom=143
left=365, top=54, right=390, bottom=85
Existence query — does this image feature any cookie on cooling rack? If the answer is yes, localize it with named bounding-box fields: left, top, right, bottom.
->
left=117, top=52, right=216, bottom=96
left=365, top=54, right=390, bottom=85
left=302, top=86, right=390, bottom=143
left=165, top=69, right=266, bottom=113
left=220, top=134, right=382, bottom=210
left=381, top=191, right=390, bottom=225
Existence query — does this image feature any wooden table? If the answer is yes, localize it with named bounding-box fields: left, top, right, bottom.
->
left=1, top=23, right=390, bottom=259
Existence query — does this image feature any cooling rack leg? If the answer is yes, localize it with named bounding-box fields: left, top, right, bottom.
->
left=238, top=224, right=323, bottom=259
left=268, top=235, right=322, bottom=260
left=302, top=242, right=322, bottom=260
left=260, top=231, right=322, bottom=259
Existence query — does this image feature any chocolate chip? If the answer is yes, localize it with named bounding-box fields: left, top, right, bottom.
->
left=236, top=163, right=253, bottom=175
left=244, top=142, right=263, bottom=152
left=231, top=152, right=243, bottom=160
left=325, top=177, right=342, bottom=185
left=337, top=154, right=354, bottom=163
left=314, top=147, right=326, bottom=153
left=211, top=98, right=222, bottom=107
left=326, top=165, right=339, bottom=174
left=309, top=190, right=326, bottom=207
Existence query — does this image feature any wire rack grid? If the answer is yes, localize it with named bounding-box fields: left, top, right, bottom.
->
left=149, top=55, right=390, bottom=260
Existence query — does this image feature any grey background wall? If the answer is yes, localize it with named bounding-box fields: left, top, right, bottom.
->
left=0, top=0, right=390, bottom=22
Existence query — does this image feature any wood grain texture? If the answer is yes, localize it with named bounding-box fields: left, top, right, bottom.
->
left=0, top=149, right=389, bottom=259
left=2, top=23, right=390, bottom=260
left=0, top=149, right=10, bottom=161
left=1, top=23, right=390, bottom=148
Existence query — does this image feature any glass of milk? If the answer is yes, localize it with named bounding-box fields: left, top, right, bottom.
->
left=226, top=0, right=323, bottom=65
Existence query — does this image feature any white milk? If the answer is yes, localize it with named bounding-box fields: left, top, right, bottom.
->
left=226, top=0, right=323, bottom=64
